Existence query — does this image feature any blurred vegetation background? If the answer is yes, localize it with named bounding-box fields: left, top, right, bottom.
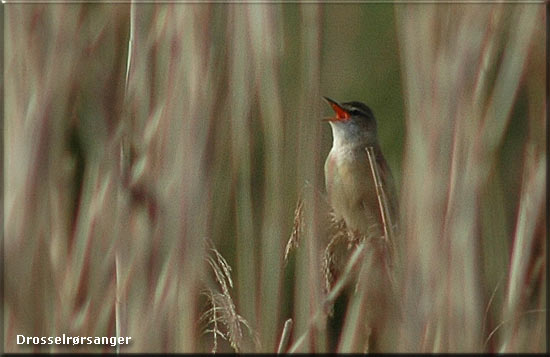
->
left=4, top=2, right=546, bottom=353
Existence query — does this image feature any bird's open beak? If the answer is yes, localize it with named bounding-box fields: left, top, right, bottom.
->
left=322, top=96, right=350, bottom=122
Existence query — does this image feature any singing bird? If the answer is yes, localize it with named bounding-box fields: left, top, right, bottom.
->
left=323, top=96, right=399, bottom=352
left=323, top=96, right=398, bottom=239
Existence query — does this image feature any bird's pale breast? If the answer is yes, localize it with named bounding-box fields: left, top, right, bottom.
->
left=325, top=144, right=383, bottom=237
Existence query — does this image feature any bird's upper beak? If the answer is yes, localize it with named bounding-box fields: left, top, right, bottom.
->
left=322, top=96, right=350, bottom=122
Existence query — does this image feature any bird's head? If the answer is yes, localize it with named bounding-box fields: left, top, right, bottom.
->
left=323, top=96, right=378, bottom=146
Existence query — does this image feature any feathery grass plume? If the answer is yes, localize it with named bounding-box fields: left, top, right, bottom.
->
left=284, top=196, right=304, bottom=264
left=200, top=242, right=257, bottom=353
left=322, top=213, right=350, bottom=296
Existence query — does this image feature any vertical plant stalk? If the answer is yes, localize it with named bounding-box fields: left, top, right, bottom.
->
left=367, top=145, right=399, bottom=276
left=292, top=3, right=325, bottom=351
left=115, top=255, right=121, bottom=354
left=276, top=318, right=293, bottom=353
left=366, top=147, right=391, bottom=242
left=116, top=1, right=136, bottom=351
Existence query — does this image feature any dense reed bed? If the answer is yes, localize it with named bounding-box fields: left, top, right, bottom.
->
left=4, top=2, right=545, bottom=353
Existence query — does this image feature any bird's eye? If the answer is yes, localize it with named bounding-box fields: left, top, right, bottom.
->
left=349, top=109, right=360, bottom=116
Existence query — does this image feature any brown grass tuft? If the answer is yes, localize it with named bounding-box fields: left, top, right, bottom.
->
left=200, top=242, right=257, bottom=353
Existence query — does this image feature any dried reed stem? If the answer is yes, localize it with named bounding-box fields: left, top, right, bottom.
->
left=365, top=146, right=392, bottom=243
left=276, top=318, right=293, bottom=353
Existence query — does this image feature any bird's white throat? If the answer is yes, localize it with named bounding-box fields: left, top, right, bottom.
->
left=329, top=121, right=376, bottom=151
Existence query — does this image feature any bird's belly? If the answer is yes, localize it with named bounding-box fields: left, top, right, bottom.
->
left=325, top=151, right=382, bottom=237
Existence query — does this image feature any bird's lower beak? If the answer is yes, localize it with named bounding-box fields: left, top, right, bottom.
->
left=322, top=96, right=350, bottom=121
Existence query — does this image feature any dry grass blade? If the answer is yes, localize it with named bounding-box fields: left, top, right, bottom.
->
left=284, top=197, right=304, bottom=263
left=365, top=146, right=392, bottom=243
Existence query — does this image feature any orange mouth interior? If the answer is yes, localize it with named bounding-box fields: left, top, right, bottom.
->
left=330, top=103, right=350, bottom=121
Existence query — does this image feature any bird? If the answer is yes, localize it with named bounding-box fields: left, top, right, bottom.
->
left=322, top=96, right=399, bottom=352
left=323, top=96, right=398, bottom=239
